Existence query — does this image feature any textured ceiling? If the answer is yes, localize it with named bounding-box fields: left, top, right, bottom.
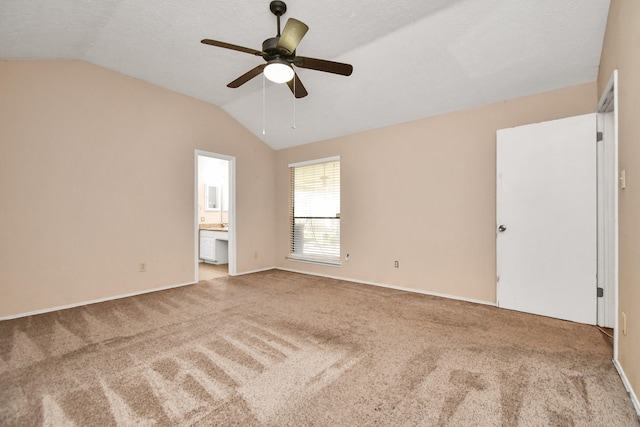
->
left=1, top=0, right=610, bottom=150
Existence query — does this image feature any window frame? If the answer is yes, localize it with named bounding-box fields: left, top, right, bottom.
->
left=287, top=156, right=341, bottom=267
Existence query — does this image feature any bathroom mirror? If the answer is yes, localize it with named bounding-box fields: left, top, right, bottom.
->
left=205, top=184, right=219, bottom=211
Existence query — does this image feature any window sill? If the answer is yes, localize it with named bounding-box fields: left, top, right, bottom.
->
left=286, top=256, right=342, bottom=267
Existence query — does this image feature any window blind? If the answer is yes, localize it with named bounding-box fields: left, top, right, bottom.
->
left=289, top=158, right=340, bottom=265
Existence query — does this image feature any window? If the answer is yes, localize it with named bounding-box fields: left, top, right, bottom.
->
left=288, top=157, right=340, bottom=266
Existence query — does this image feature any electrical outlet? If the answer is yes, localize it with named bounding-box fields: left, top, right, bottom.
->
left=139, top=262, right=146, bottom=272
left=622, top=312, right=627, bottom=335
left=394, top=260, right=399, bottom=268
left=201, top=216, right=205, bottom=222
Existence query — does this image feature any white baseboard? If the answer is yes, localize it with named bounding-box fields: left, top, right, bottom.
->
left=0, top=267, right=278, bottom=320
left=275, top=267, right=496, bottom=307
left=613, top=359, right=640, bottom=418
left=0, top=280, right=196, bottom=321
left=1, top=268, right=495, bottom=320
left=231, top=266, right=277, bottom=276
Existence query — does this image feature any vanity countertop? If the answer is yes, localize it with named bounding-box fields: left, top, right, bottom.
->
left=199, top=224, right=228, bottom=232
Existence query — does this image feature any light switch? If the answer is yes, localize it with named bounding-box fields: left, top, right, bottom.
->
left=620, top=170, right=626, bottom=189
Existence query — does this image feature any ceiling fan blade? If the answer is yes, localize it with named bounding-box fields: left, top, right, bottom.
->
left=293, top=56, right=353, bottom=76
left=277, top=18, right=309, bottom=54
left=227, top=64, right=267, bottom=88
left=286, top=73, right=308, bottom=98
left=201, top=39, right=265, bottom=57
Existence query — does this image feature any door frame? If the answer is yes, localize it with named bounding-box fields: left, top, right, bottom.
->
left=194, top=150, right=237, bottom=279
left=596, top=70, right=619, bottom=357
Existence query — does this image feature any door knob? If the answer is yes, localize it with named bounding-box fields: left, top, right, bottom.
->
left=498, top=225, right=507, bottom=232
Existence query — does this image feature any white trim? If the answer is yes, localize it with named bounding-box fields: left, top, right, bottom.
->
left=0, top=266, right=275, bottom=320
left=595, top=70, right=619, bottom=358
left=0, top=281, right=196, bottom=321
left=276, top=267, right=496, bottom=307
left=232, top=266, right=277, bottom=276
left=227, top=157, right=237, bottom=276
left=288, top=155, right=340, bottom=168
left=286, top=256, right=342, bottom=267
left=613, top=359, right=640, bottom=418
left=602, top=71, right=639, bottom=420
left=194, top=153, right=200, bottom=282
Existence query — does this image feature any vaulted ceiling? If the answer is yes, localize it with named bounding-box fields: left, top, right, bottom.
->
left=1, top=0, right=610, bottom=150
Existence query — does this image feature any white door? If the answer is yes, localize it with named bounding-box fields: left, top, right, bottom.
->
left=496, top=114, right=597, bottom=324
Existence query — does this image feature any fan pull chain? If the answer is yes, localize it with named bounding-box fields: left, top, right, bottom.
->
left=262, top=73, right=266, bottom=135
left=292, top=76, right=296, bottom=129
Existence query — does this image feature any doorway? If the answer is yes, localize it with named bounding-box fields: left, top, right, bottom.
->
left=495, top=71, right=620, bottom=350
left=195, top=150, right=236, bottom=281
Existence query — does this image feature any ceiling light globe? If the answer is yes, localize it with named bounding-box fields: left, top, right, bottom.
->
left=264, top=62, right=294, bottom=83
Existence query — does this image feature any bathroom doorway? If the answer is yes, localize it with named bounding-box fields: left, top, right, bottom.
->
left=195, top=150, right=236, bottom=280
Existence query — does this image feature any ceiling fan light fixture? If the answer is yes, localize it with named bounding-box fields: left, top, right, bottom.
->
left=264, top=59, right=294, bottom=83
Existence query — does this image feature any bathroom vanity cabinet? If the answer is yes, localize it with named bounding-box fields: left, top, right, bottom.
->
left=199, top=229, right=228, bottom=264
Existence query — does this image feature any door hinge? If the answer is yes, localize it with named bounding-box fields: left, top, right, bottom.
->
left=597, top=287, right=604, bottom=298
left=596, top=131, right=603, bottom=142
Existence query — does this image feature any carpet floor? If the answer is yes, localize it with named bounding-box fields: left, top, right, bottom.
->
left=1, top=270, right=638, bottom=426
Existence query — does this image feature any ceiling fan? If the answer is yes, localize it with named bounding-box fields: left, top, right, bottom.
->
left=201, top=1, right=353, bottom=98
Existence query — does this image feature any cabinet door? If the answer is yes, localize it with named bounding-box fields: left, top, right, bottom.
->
left=200, top=234, right=215, bottom=261
left=214, top=239, right=229, bottom=264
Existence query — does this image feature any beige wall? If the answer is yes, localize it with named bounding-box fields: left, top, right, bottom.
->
left=275, top=83, right=596, bottom=303
left=0, top=60, right=276, bottom=317
left=598, top=0, right=640, bottom=405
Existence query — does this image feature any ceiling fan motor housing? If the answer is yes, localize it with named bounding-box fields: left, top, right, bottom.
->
left=262, top=37, right=280, bottom=55
left=262, top=37, right=292, bottom=61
